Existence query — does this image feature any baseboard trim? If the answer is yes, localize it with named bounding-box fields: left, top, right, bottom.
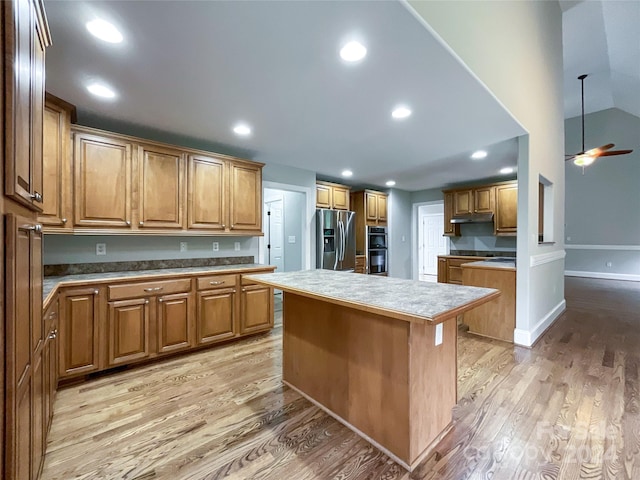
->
left=565, top=244, right=640, bottom=251
left=565, top=270, right=640, bottom=282
left=514, top=299, right=566, bottom=347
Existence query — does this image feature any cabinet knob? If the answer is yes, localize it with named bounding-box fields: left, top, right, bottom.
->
left=145, top=300, right=149, bottom=304
left=242, top=288, right=246, bottom=292
left=231, top=224, right=234, bottom=229
left=48, top=330, right=57, bottom=340
left=209, top=280, right=225, bottom=285
left=126, top=220, right=131, bottom=226
left=139, top=221, right=144, bottom=226
left=30, top=192, right=43, bottom=202
left=49, top=311, right=57, bottom=319
left=61, top=218, right=67, bottom=224
left=93, top=290, right=99, bottom=295
left=158, top=298, right=163, bottom=303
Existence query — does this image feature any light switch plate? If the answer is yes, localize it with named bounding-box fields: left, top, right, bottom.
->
left=96, top=243, right=106, bottom=256
left=234, top=241, right=241, bottom=251
left=435, top=323, right=443, bottom=346
left=288, top=235, right=296, bottom=244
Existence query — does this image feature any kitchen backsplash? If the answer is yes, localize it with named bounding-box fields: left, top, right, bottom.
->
left=449, top=223, right=516, bottom=252
left=43, top=235, right=260, bottom=265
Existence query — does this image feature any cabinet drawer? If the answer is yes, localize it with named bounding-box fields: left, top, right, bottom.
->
left=196, top=274, right=237, bottom=291
left=108, top=278, right=191, bottom=301
left=448, top=266, right=463, bottom=284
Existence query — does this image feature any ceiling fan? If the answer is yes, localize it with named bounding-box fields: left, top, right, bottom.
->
left=565, top=74, right=633, bottom=169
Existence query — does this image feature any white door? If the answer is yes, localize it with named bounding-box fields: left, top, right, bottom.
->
left=265, top=198, right=284, bottom=272
left=419, top=212, right=447, bottom=280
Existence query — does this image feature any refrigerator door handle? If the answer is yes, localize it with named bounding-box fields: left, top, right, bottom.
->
left=338, top=220, right=344, bottom=262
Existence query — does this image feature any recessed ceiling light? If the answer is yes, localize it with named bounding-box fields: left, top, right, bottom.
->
left=340, top=41, right=367, bottom=62
left=233, top=123, right=252, bottom=136
left=87, top=83, right=116, bottom=99
left=391, top=106, right=412, bottom=119
left=500, top=167, right=514, bottom=174
left=86, top=19, right=123, bottom=44
left=341, top=169, right=353, bottom=178
left=471, top=150, right=488, bottom=160
left=385, top=180, right=396, bottom=187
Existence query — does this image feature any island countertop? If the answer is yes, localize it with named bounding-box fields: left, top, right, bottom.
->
left=245, top=269, right=499, bottom=324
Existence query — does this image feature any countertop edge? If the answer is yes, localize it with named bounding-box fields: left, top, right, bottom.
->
left=244, top=274, right=501, bottom=325
left=43, top=264, right=276, bottom=311
left=461, top=262, right=516, bottom=271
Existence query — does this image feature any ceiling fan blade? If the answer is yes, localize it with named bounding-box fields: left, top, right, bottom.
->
left=585, top=143, right=615, bottom=156
left=597, top=149, right=634, bottom=157
left=565, top=155, right=576, bottom=162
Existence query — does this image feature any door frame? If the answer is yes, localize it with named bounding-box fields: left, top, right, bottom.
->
left=259, top=181, right=313, bottom=270
left=411, top=201, right=449, bottom=280
left=264, top=196, right=285, bottom=271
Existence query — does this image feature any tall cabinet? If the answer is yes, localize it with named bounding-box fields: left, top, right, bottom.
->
left=2, top=1, right=52, bottom=479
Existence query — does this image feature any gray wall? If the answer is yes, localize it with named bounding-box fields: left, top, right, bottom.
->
left=388, top=189, right=412, bottom=279
left=411, top=188, right=442, bottom=204
left=44, top=235, right=258, bottom=265
left=564, top=108, right=640, bottom=279
left=282, top=191, right=305, bottom=271
left=449, top=224, right=516, bottom=252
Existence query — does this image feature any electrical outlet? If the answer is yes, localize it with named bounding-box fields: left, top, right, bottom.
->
left=567, top=236, right=571, bottom=241
left=288, top=236, right=296, bottom=244
left=180, top=241, right=188, bottom=252
left=606, top=261, right=613, bottom=268
left=234, top=241, right=241, bottom=251
left=212, top=242, right=219, bottom=252
left=96, top=243, right=107, bottom=256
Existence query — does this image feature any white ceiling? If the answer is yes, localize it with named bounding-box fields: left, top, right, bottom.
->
left=43, top=1, right=638, bottom=192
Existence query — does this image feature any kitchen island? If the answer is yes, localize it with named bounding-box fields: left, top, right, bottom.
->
left=244, top=269, right=500, bottom=471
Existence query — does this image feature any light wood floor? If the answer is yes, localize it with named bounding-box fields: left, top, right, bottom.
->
left=40, top=277, right=640, bottom=479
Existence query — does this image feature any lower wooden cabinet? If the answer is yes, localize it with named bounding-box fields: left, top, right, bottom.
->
left=196, top=288, right=236, bottom=345
left=157, top=292, right=193, bottom=354
left=59, top=287, right=102, bottom=377
left=437, top=256, right=486, bottom=284
left=107, top=298, right=150, bottom=366
left=240, top=283, right=274, bottom=334
left=56, top=268, right=274, bottom=380
left=43, top=300, right=58, bottom=435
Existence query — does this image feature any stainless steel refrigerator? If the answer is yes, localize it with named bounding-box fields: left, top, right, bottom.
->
left=316, top=209, right=356, bottom=271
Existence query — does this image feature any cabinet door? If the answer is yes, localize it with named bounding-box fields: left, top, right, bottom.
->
left=15, top=380, right=32, bottom=480
left=377, top=194, right=388, bottom=224
left=474, top=186, right=494, bottom=213
left=32, top=351, right=45, bottom=478
left=138, top=144, right=185, bottom=229
left=453, top=190, right=473, bottom=215
left=157, top=293, right=193, bottom=354
left=59, top=288, right=102, bottom=377
left=495, top=184, right=518, bottom=236
left=240, top=285, right=273, bottom=334
left=108, top=298, right=150, bottom=366
left=40, top=97, right=72, bottom=229
left=316, top=184, right=331, bottom=209
left=187, top=154, right=226, bottom=230
left=229, top=162, right=262, bottom=232
left=443, top=192, right=459, bottom=236
left=437, top=257, right=448, bottom=283
left=365, top=192, right=378, bottom=223
left=332, top=186, right=350, bottom=210
left=43, top=303, right=58, bottom=435
left=4, top=0, right=47, bottom=211
left=197, top=289, right=236, bottom=345
left=74, top=132, right=133, bottom=229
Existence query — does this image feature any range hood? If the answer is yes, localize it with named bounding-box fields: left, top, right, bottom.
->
left=450, top=212, right=494, bottom=224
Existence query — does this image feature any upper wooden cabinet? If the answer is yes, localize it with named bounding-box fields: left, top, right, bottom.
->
left=73, top=130, right=133, bottom=230
left=138, top=144, right=186, bottom=230
left=351, top=190, right=387, bottom=227
left=39, top=94, right=75, bottom=231
left=187, top=154, right=225, bottom=231
left=3, top=0, right=51, bottom=212
left=316, top=181, right=350, bottom=210
left=452, top=186, right=495, bottom=216
left=495, top=183, right=518, bottom=236
left=229, top=162, right=262, bottom=233
left=443, top=191, right=460, bottom=237
left=61, top=125, right=264, bottom=235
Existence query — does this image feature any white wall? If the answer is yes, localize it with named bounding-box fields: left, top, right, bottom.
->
left=407, top=0, right=566, bottom=346
left=388, top=189, right=412, bottom=279
left=564, top=108, right=640, bottom=281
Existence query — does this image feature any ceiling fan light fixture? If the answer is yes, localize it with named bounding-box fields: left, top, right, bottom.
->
left=573, top=153, right=596, bottom=167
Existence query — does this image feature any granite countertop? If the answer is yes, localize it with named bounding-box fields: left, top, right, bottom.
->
left=461, top=259, right=516, bottom=270
left=244, top=269, right=499, bottom=324
left=43, top=263, right=274, bottom=305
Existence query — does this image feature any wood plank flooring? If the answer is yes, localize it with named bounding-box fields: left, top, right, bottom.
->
left=40, top=278, right=640, bottom=479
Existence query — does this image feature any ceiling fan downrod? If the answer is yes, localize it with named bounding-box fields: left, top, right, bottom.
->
left=579, top=73, right=587, bottom=154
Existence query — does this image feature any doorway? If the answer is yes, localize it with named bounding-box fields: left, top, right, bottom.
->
left=262, top=188, right=306, bottom=273
left=417, top=203, right=449, bottom=282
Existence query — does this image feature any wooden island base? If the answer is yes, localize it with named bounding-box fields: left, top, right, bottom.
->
left=282, top=293, right=457, bottom=471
